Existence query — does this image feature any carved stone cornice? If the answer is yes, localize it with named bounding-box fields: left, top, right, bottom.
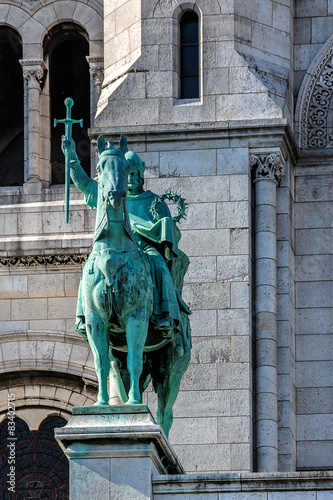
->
left=249, top=153, right=284, bottom=184
left=20, top=59, right=46, bottom=90
left=0, top=254, right=88, bottom=268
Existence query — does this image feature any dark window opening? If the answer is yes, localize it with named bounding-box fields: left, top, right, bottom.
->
left=0, top=416, right=69, bottom=499
left=0, top=27, right=24, bottom=187
left=180, top=11, right=199, bottom=99
left=47, top=25, right=90, bottom=185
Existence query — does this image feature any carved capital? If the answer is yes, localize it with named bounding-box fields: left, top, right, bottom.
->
left=87, top=56, right=104, bottom=87
left=90, top=67, right=104, bottom=87
left=22, top=69, right=43, bottom=89
left=249, top=153, right=284, bottom=184
left=20, top=59, right=46, bottom=90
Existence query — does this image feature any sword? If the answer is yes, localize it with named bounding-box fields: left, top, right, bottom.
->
left=54, top=97, right=83, bottom=223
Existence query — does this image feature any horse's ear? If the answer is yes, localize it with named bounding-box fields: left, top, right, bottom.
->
left=119, top=134, right=127, bottom=154
left=97, top=135, right=105, bottom=156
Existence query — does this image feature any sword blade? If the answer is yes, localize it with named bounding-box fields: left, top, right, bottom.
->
left=65, top=149, right=71, bottom=224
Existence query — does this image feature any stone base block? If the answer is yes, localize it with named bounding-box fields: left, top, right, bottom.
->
left=55, top=405, right=184, bottom=500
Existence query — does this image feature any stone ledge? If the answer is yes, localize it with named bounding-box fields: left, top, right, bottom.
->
left=153, top=471, right=333, bottom=494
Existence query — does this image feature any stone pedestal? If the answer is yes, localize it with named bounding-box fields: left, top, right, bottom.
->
left=55, top=405, right=184, bottom=500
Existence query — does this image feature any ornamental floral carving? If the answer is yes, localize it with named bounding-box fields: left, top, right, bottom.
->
left=20, top=59, right=46, bottom=90
left=249, top=153, right=284, bottom=184
left=307, top=56, right=333, bottom=148
left=0, top=254, right=88, bottom=267
left=299, top=44, right=333, bottom=149
left=23, top=69, right=44, bottom=89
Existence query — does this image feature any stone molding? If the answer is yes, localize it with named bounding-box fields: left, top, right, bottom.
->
left=0, top=333, right=97, bottom=383
left=20, top=59, right=47, bottom=90
left=153, top=471, right=333, bottom=495
left=249, top=153, right=284, bottom=184
left=0, top=253, right=88, bottom=267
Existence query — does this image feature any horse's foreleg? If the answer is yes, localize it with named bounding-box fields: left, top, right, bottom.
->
left=86, top=312, right=110, bottom=405
left=125, top=315, right=148, bottom=405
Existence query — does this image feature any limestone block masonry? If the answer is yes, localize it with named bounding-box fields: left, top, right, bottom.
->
left=1, top=0, right=333, bottom=494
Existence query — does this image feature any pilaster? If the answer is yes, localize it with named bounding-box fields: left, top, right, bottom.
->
left=20, top=59, right=46, bottom=193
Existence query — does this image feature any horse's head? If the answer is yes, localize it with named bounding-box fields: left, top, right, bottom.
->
left=96, top=134, right=129, bottom=209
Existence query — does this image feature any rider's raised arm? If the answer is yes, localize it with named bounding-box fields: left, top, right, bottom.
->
left=62, top=136, right=97, bottom=208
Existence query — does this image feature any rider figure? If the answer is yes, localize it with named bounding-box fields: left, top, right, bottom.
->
left=125, top=151, right=182, bottom=333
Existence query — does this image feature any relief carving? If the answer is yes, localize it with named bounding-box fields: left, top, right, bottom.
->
left=0, top=254, right=88, bottom=267
left=301, top=46, right=333, bottom=149
left=249, top=153, right=284, bottom=184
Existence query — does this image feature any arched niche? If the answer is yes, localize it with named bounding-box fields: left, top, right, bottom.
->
left=0, top=25, right=24, bottom=187
left=43, top=22, right=91, bottom=184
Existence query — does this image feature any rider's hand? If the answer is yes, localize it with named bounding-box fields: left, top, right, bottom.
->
left=61, top=136, right=79, bottom=163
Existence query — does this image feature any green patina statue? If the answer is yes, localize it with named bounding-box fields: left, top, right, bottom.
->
left=60, top=118, right=191, bottom=436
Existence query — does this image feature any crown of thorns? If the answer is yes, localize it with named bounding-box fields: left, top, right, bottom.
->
left=150, top=190, right=188, bottom=223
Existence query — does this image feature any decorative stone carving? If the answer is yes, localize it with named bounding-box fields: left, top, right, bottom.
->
left=249, top=153, right=284, bottom=184
left=300, top=46, right=333, bottom=149
left=0, top=254, right=88, bottom=267
left=20, top=60, right=46, bottom=90
left=89, top=67, right=104, bottom=87
left=87, top=57, right=104, bottom=87
left=308, top=56, right=333, bottom=148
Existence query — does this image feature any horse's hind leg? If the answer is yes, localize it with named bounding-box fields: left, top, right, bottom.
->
left=153, top=347, right=191, bottom=438
left=86, top=311, right=110, bottom=405
left=125, top=314, right=148, bottom=405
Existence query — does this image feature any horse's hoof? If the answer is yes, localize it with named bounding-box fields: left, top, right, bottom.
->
left=94, top=401, right=109, bottom=406
left=125, top=399, right=141, bottom=405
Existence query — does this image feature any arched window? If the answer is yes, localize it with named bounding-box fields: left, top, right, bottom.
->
left=180, top=11, right=199, bottom=99
left=0, top=27, right=24, bottom=186
left=44, top=24, right=90, bottom=185
left=0, top=416, right=69, bottom=498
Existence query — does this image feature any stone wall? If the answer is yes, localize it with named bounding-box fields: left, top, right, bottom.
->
left=126, top=134, right=254, bottom=473
left=0, top=188, right=98, bottom=425
left=295, top=164, right=333, bottom=470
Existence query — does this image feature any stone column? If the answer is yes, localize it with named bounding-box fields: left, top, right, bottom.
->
left=87, top=57, right=104, bottom=177
left=20, top=59, right=46, bottom=192
left=250, top=153, right=284, bottom=472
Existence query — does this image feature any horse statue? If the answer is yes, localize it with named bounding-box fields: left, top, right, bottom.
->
left=63, top=133, right=191, bottom=437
